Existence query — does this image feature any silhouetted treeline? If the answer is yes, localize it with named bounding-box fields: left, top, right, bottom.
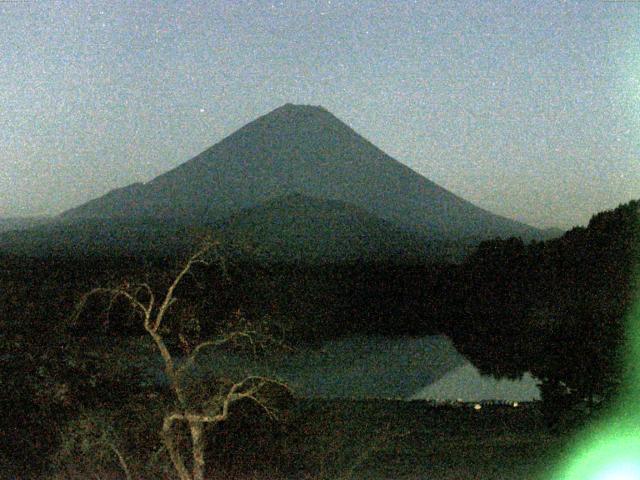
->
left=439, top=199, right=639, bottom=422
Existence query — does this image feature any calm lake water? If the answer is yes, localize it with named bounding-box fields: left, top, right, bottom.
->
left=133, top=334, right=541, bottom=401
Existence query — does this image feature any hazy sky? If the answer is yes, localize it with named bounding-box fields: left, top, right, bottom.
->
left=1, top=0, right=638, bottom=228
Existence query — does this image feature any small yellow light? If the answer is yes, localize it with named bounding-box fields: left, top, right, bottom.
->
left=474, top=403, right=482, bottom=411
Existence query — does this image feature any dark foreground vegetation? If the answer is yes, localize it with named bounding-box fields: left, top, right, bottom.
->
left=51, top=398, right=567, bottom=480
left=0, top=199, right=637, bottom=478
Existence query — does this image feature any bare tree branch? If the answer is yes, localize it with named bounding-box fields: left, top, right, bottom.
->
left=106, top=438, right=133, bottom=480
left=152, top=241, right=216, bottom=333
left=176, top=331, right=258, bottom=376
left=70, top=239, right=291, bottom=480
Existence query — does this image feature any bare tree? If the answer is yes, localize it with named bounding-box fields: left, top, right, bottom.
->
left=72, top=240, right=290, bottom=480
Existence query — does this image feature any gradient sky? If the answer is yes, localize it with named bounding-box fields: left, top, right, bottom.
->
left=1, top=0, right=638, bottom=229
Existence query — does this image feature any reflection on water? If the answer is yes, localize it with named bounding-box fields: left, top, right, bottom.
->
left=409, top=363, right=541, bottom=402
left=142, top=335, right=540, bottom=401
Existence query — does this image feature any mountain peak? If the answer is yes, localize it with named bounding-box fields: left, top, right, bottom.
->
left=60, top=105, right=541, bottom=242
left=277, top=103, right=326, bottom=113
left=264, top=103, right=332, bottom=122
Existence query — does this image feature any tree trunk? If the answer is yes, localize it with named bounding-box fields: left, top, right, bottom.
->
left=162, top=416, right=192, bottom=480
left=190, top=420, right=206, bottom=480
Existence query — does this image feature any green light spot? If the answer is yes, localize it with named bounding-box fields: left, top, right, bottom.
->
left=593, top=462, right=640, bottom=480
left=550, top=422, right=640, bottom=480
left=547, top=208, right=640, bottom=479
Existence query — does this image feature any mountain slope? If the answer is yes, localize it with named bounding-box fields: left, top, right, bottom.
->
left=0, top=217, right=195, bottom=257
left=0, top=216, right=52, bottom=234
left=61, top=104, right=540, bottom=241
left=0, top=194, right=445, bottom=261
left=216, top=193, right=438, bottom=262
